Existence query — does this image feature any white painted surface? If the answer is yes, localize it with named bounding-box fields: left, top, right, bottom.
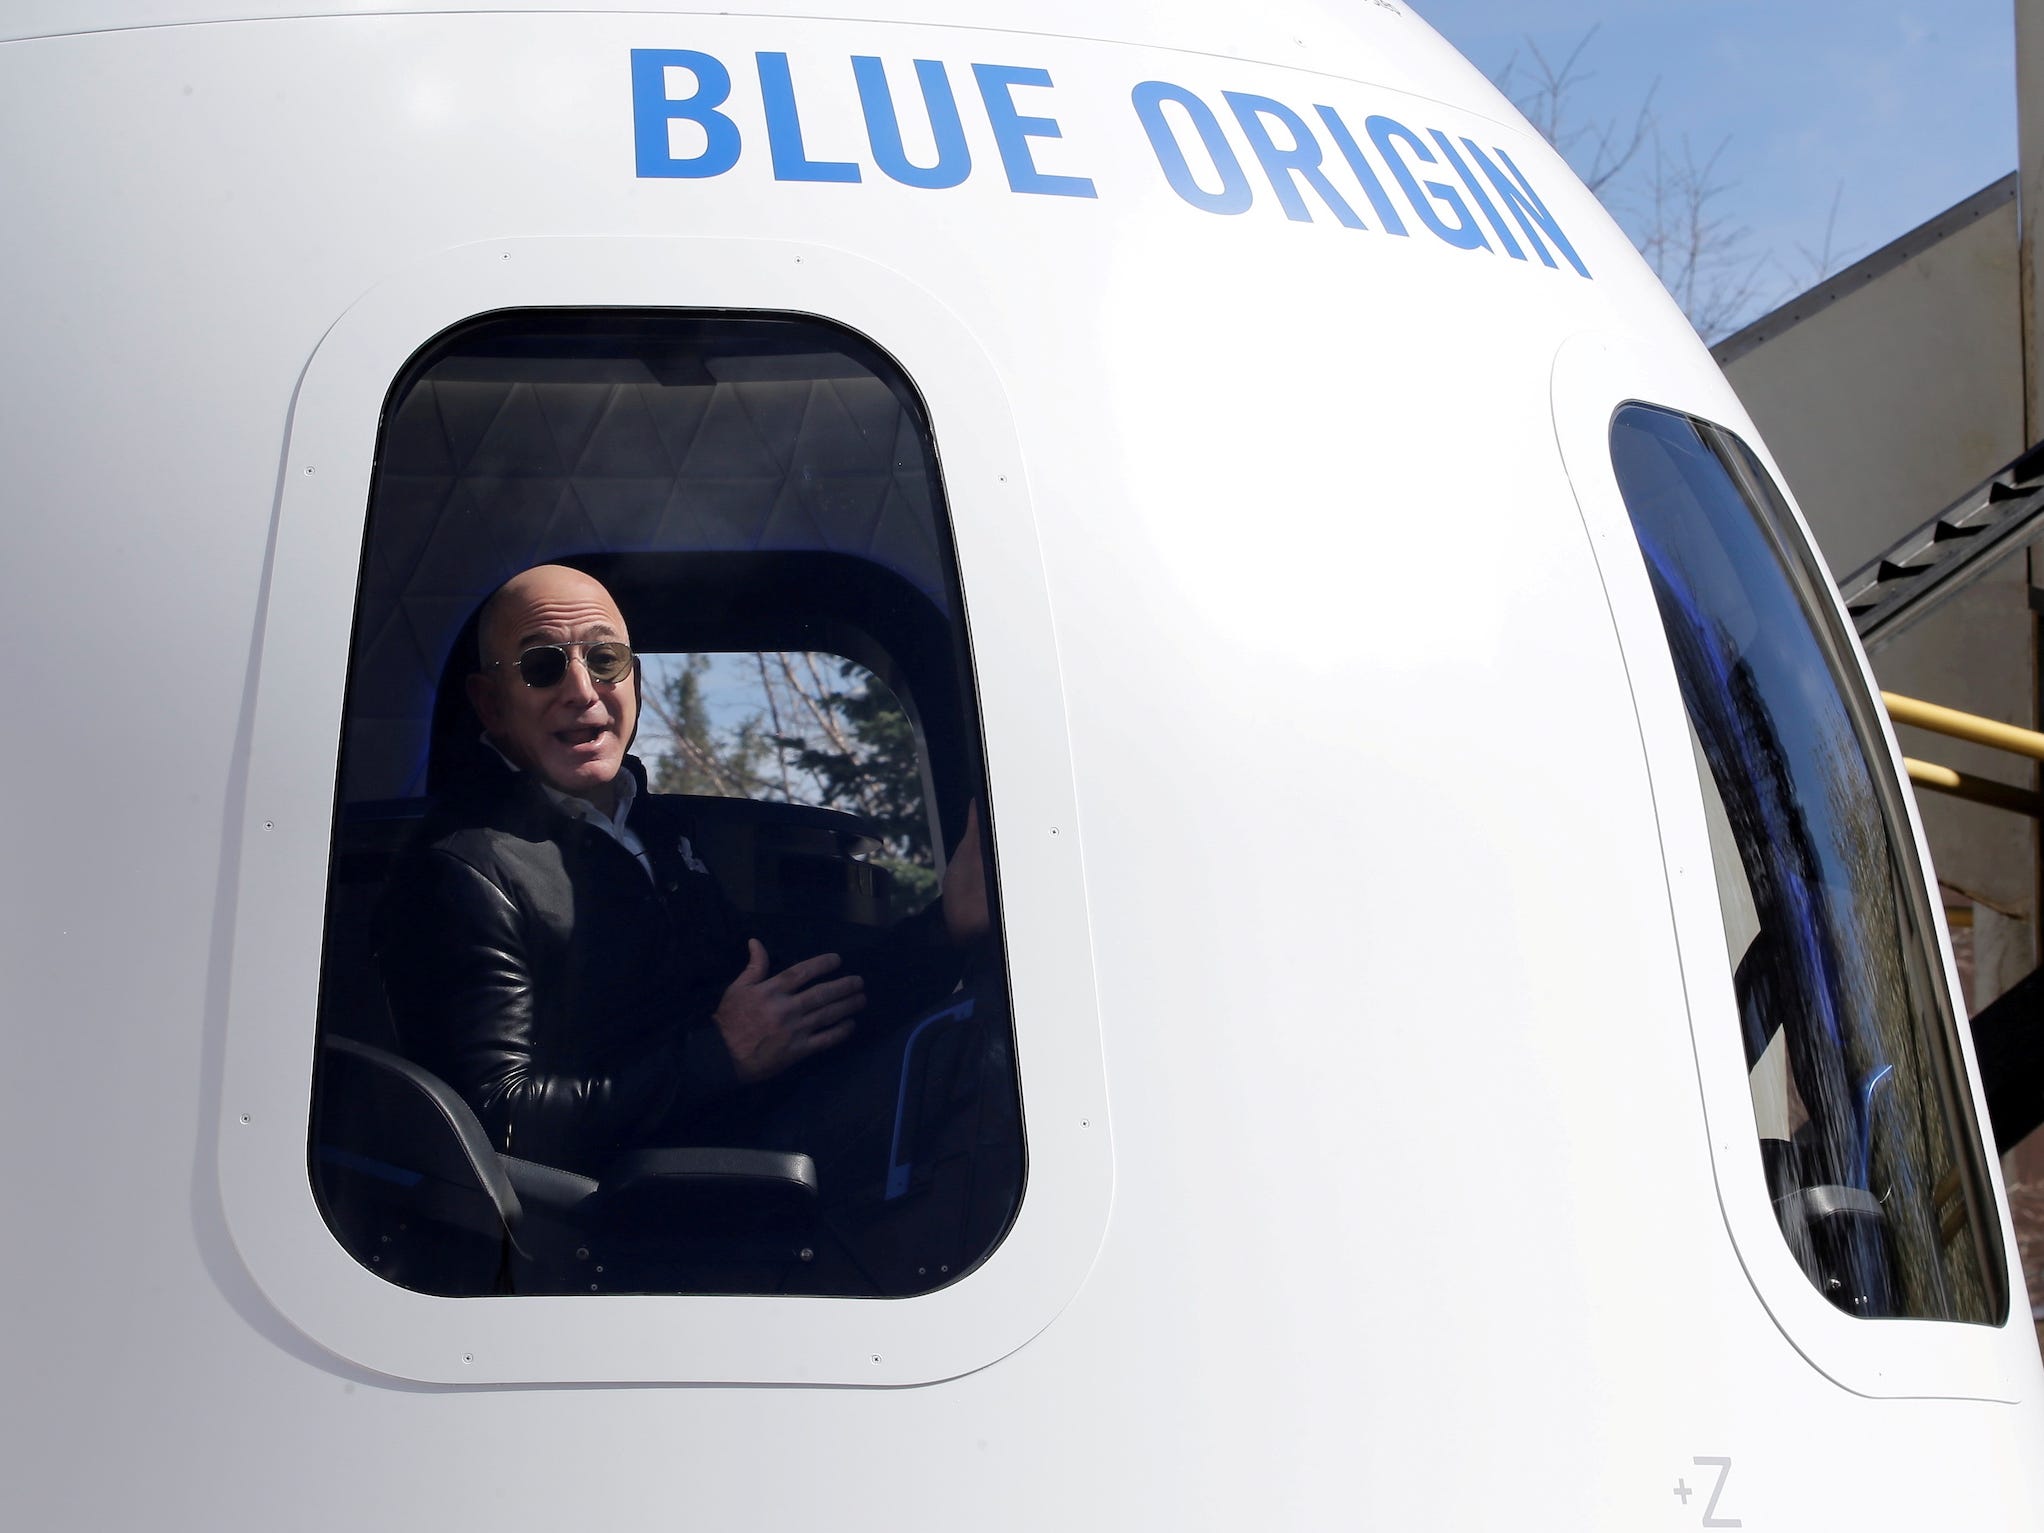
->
left=2, top=3, right=2040, bottom=1527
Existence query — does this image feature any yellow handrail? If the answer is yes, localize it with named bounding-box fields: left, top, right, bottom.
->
left=1883, top=691, right=2044, bottom=763
left=1900, top=757, right=2044, bottom=819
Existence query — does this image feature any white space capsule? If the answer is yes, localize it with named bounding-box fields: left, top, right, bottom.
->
left=3, top=3, right=2040, bottom=1528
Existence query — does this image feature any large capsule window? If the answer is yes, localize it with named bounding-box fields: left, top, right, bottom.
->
left=310, top=312, right=1022, bottom=1299
left=1611, top=404, right=2004, bottom=1324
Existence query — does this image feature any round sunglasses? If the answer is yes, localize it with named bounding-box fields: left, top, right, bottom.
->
left=486, top=640, right=635, bottom=689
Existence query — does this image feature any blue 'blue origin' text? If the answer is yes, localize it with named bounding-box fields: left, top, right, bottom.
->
left=630, top=49, right=1590, bottom=279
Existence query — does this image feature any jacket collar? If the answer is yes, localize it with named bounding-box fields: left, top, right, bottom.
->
left=444, top=740, right=653, bottom=842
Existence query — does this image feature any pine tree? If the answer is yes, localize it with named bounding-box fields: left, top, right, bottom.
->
left=782, top=658, right=937, bottom=913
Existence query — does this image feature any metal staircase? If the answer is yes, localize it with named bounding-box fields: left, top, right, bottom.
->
left=1838, top=438, right=2044, bottom=649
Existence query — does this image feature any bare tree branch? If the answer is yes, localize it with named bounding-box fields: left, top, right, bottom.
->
left=1497, top=24, right=1657, bottom=195
left=1494, top=25, right=1830, bottom=344
left=755, top=650, right=795, bottom=801
left=1636, top=131, right=1770, bottom=343
left=774, top=651, right=883, bottom=817
left=1791, top=182, right=1855, bottom=287
left=640, top=663, right=750, bottom=796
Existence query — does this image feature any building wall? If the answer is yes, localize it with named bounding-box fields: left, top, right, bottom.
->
left=1719, top=188, right=2038, bottom=994
left=1723, top=195, right=2024, bottom=574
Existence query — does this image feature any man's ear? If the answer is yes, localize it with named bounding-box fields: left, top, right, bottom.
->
left=466, top=670, right=502, bottom=736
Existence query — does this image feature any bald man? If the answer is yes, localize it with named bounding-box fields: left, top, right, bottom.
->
left=375, top=564, right=986, bottom=1179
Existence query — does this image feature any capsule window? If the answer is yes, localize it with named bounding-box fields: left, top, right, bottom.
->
left=1610, top=403, right=2004, bottom=1323
left=309, top=312, right=1022, bottom=1298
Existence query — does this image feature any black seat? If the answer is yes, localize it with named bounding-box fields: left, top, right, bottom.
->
left=311, top=1037, right=523, bottom=1292
left=309, top=1037, right=820, bottom=1295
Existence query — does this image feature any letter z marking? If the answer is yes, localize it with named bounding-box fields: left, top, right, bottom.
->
left=1693, top=1456, right=1741, bottom=1528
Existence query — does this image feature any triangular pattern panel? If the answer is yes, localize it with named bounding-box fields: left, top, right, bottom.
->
left=342, top=361, right=952, bottom=804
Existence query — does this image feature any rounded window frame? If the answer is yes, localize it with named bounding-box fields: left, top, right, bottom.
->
left=1551, top=331, right=2031, bottom=1403
left=216, top=236, right=1112, bottom=1386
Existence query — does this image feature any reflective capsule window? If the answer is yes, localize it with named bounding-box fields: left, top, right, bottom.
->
left=1611, top=403, right=2004, bottom=1323
left=308, top=311, right=1023, bottom=1299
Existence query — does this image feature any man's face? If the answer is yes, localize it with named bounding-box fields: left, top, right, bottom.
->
left=466, top=566, right=639, bottom=809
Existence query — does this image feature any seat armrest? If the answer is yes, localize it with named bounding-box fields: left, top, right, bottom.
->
left=498, top=1155, right=601, bottom=1221
left=319, top=1036, right=523, bottom=1232
left=591, top=1148, right=819, bottom=1232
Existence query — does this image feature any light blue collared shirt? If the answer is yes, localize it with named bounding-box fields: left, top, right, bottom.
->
left=481, top=733, right=653, bottom=882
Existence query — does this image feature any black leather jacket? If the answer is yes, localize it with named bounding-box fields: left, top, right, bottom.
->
left=375, top=754, right=959, bottom=1177
left=375, top=756, right=754, bottom=1174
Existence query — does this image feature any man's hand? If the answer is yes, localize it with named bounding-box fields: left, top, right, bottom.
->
left=713, top=940, right=865, bottom=1084
left=941, top=800, right=990, bottom=943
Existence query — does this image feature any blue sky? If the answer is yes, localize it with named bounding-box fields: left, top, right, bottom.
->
left=1416, top=2, right=2019, bottom=332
